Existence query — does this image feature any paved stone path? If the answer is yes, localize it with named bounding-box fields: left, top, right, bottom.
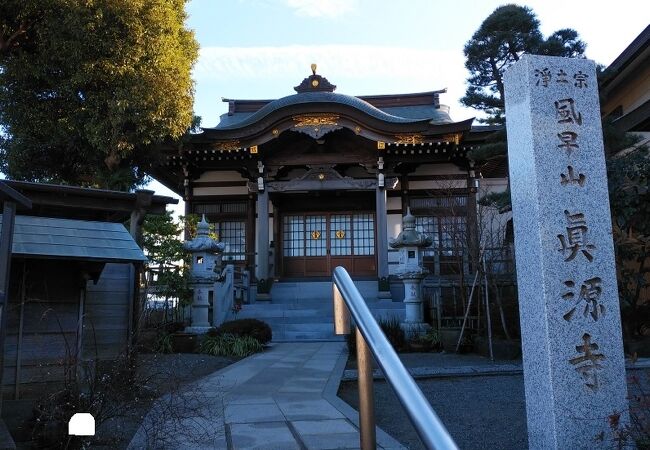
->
left=129, top=342, right=404, bottom=450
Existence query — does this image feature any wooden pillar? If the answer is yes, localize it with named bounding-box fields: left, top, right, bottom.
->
left=375, top=187, right=389, bottom=279
left=400, top=175, right=410, bottom=215
left=246, top=194, right=256, bottom=272
left=272, top=203, right=280, bottom=279
left=255, top=190, right=269, bottom=281
left=466, top=168, right=479, bottom=273
left=0, top=184, right=29, bottom=448
left=183, top=167, right=192, bottom=240
left=0, top=201, right=17, bottom=411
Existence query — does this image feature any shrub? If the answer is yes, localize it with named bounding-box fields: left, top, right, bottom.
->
left=379, top=316, right=407, bottom=351
left=409, top=328, right=442, bottom=351
left=215, top=319, right=272, bottom=345
left=155, top=332, right=173, bottom=354
left=200, top=333, right=262, bottom=357
left=164, top=321, right=185, bottom=334
left=347, top=316, right=407, bottom=355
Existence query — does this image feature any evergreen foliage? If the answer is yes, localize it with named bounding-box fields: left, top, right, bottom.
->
left=142, top=212, right=192, bottom=308
left=0, top=0, right=198, bottom=189
left=604, top=128, right=649, bottom=338
left=461, top=4, right=585, bottom=125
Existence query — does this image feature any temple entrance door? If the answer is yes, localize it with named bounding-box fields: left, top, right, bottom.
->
left=281, top=212, right=376, bottom=277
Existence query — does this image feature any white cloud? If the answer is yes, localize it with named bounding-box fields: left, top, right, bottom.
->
left=284, top=0, right=358, bottom=18
left=193, top=44, right=476, bottom=120
left=195, top=45, right=464, bottom=84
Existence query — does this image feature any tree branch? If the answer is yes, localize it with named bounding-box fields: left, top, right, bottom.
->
left=0, top=20, right=30, bottom=53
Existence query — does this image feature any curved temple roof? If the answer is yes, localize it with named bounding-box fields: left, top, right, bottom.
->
left=191, top=70, right=474, bottom=149
left=209, top=91, right=453, bottom=132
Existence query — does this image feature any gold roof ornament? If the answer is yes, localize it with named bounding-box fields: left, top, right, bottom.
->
left=293, top=114, right=339, bottom=128
left=311, top=63, right=317, bottom=75
left=394, top=134, right=424, bottom=145
left=213, top=140, right=241, bottom=152
left=447, top=133, right=461, bottom=145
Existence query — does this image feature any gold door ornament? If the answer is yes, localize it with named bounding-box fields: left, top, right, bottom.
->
left=335, top=230, right=346, bottom=239
left=310, top=230, right=321, bottom=240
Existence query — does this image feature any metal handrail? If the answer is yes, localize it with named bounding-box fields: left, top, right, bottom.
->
left=332, top=266, right=458, bottom=450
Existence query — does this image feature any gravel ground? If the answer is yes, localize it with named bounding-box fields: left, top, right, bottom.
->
left=2, top=352, right=238, bottom=449
left=339, top=374, right=527, bottom=450
left=338, top=369, right=650, bottom=450
left=101, top=352, right=238, bottom=449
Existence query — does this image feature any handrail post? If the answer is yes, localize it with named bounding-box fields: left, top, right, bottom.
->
left=333, top=284, right=350, bottom=334
left=356, top=328, right=376, bottom=450
left=333, top=266, right=459, bottom=450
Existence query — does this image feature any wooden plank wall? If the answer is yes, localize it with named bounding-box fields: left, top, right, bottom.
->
left=84, top=263, right=131, bottom=359
left=3, top=260, right=80, bottom=396
left=2, top=260, right=132, bottom=398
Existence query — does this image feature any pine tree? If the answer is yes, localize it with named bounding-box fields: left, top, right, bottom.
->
left=462, top=4, right=585, bottom=126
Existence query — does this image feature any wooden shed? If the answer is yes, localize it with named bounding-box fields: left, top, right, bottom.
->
left=0, top=181, right=177, bottom=400
left=1, top=215, right=147, bottom=398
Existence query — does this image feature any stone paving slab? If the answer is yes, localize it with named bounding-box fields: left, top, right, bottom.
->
left=228, top=421, right=300, bottom=450
left=225, top=402, right=285, bottom=423
left=129, top=342, right=405, bottom=449
left=292, top=418, right=358, bottom=435
left=275, top=398, right=343, bottom=420
left=301, top=432, right=361, bottom=450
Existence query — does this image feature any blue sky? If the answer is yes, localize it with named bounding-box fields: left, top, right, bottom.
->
left=150, top=0, right=649, bottom=212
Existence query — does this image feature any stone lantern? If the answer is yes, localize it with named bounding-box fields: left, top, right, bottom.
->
left=183, top=215, right=225, bottom=332
left=389, top=208, right=432, bottom=337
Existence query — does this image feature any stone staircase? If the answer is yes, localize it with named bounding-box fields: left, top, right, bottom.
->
left=236, top=281, right=405, bottom=342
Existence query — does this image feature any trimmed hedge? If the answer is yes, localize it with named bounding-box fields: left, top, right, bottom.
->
left=210, top=319, right=272, bottom=345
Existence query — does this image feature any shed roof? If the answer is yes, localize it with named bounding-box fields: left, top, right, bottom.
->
left=0, top=215, right=147, bottom=262
left=3, top=180, right=177, bottom=222
left=0, top=181, right=31, bottom=210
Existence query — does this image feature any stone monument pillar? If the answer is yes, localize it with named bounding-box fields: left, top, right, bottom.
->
left=505, top=54, right=629, bottom=448
left=184, top=215, right=225, bottom=333
left=389, top=208, right=432, bottom=337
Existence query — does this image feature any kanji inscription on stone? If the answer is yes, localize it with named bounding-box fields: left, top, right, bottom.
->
left=562, top=277, right=605, bottom=322
left=557, top=131, right=579, bottom=153
left=557, top=210, right=595, bottom=262
left=560, top=166, right=586, bottom=187
left=569, top=333, right=605, bottom=391
left=505, top=54, right=629, bottom=448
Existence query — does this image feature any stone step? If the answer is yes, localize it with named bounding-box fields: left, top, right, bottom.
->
left=238, top=306, right=331, bottom=316
left=239, top=315, right=335, bottom=324
left=270, top=281, right=380, bottom=302
left=272, top=334, right=344, bottom=343
left=230, top=281, right=404, bottom=341
left=266, top=321, right=342, bottom=342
